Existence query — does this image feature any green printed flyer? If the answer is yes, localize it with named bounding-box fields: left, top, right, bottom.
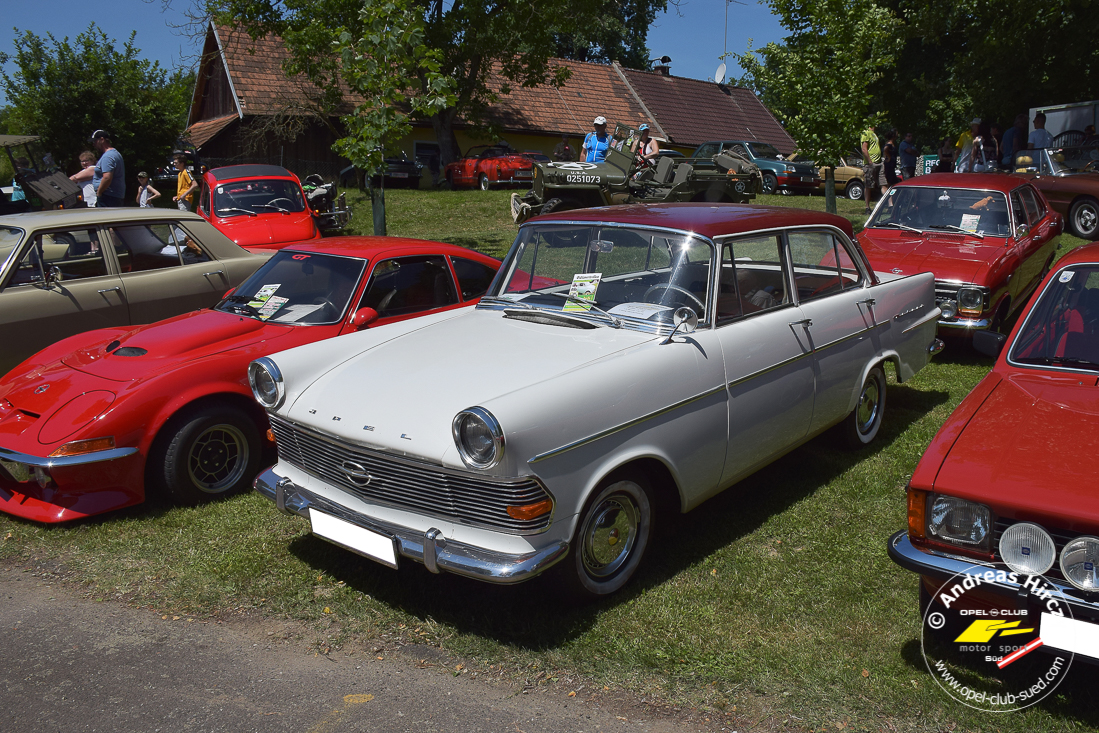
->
left=563, top=273, right=601, bottom=312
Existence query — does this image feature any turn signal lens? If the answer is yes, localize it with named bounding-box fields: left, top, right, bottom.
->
left=49, top=436, right=116, bottom=457
left=907, top=488, right=928, bottom=541
left=507, top=499, right=553, bottom=521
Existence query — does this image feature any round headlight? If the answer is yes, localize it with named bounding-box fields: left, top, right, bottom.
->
left=1059, top=536, right=1099, bottom=590
left=999, top=522, right=1055, bottom=575
left=957, top=287, right=984, bottom=311
left=940, top=300, right=958, bottom=319
left=452, top=407, right=504, bottom=469
left=248, top=357, right=284, bottom=409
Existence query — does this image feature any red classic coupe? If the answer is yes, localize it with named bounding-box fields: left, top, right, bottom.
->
left=195, top=165, right=330, bottom=250
left=889, top=241, right=1099, bottom=664
left=0, top=237, right=499, bottom=522
left=443, top=145, right=535, bottom=190
left=859, top=173, right=1062, bottom=334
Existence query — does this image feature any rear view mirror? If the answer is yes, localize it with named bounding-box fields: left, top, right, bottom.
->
left=1015, top=224, right=1029, bottom=239
left=46, top=266, right=63, bottom=285
left=973, top=329, right=1007, bottom=358
left=351, top=307, right=379, bottom=329
left=662, top=307, right=699, bottom=344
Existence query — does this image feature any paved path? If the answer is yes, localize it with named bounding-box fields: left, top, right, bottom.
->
left=0, top=568, right=716, bottom=733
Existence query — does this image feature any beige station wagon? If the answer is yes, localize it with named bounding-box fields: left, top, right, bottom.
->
left=0, top=209, right=270, bottom=374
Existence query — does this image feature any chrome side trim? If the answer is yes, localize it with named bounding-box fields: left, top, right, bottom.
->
left=0, top=445, right=139, bottom=470
left=528, top=384, right=727, bottom=464
left=901, top=306, right=943, bottom=334
left=809, top=321, right=888, bottom=354
left=255, top=469, right=569, bottom=584
left=726, top=351, right=810, bottom=390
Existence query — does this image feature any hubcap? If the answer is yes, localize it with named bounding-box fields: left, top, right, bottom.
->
left=187, top=423, right=248, bottom=493
left=1077, top=205, right=1097, bottom=234
left=856, top=378, right=881, bottom=435
left=580, top=493, right=640, bottom=579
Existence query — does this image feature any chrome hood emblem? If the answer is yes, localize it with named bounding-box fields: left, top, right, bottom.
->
left=34, top=384, right=49, bottom=394
left=340, top=460, right=372, bottom=485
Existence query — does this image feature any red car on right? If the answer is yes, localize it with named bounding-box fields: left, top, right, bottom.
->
left=859, top=173, right=1062, bottom=334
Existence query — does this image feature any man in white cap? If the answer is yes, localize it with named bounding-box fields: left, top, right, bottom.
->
left=581, top=116, right=610, bottom=163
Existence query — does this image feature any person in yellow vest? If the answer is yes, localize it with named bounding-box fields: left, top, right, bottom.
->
left=172, top=154, right=198, bottom=211
left=860, top=127, right=881, bottom=214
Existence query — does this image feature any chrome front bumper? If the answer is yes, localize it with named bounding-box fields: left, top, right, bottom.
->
left=937, top=317, right=991, bottom=330
left=887, top=531, right=1099, bottom=621
left=254, top=468, right=569, bottom=584
left=0, top=445, right=138, bottom=483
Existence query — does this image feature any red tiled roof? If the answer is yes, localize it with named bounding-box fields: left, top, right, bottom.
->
left=618, top=66, right=796, bottom=154
left=183, top=113, right=237, bottom=148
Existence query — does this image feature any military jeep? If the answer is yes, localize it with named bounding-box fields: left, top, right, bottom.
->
left=510, top=123, right=760, bottom=223
left=1, top=135, right=84, bottom=215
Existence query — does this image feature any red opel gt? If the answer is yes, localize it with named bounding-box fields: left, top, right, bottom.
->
left=195, top=165, right=325, bottom=250
left=859, top=173, right=1062, bottom=334
left=889, top=242, right=1099, bottom=662
left=443, top=145, right=535, bottom=190
left=0, top=237, right=500, bottom=522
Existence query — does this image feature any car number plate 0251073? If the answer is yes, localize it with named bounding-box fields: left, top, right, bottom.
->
left=309, top=509, right=398, bottom=568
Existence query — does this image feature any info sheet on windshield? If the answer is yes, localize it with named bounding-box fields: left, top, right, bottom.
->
left=563, top=273, right=601, bottom=312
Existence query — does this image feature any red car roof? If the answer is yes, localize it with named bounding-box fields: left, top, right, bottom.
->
left=531, top=202, right=856, bottom=239
left=895, top=172, right=1026, bottom=194
left=283, top=235, right=499, bottom=262
left=1056, top=241, right=1099, bottom=267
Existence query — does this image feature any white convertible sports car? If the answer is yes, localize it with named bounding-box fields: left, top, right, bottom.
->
left=250, top=203, right=943, bottom=597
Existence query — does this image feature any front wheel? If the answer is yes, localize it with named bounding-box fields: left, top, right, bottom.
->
left=478, top=173, right=491, bottom=191
left=761, top=172, right=777, bottom=195
left=1069, top=196, right=1099, bottom=239
left=845, top=179, right=865, bottom=201
left=844, top=365, right=886, bottom=447
left=149, top=404, right=262, bottom=505
left=556, top=474, right=653, bottom=598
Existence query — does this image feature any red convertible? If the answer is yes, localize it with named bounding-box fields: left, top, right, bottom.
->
left=859, top=173, right=1062, bottom=333
left=0, top=238, right=499, bottom=522
left=443, top=145, right=535, bottom=190
left=889, top=241, right=1099, bottom=665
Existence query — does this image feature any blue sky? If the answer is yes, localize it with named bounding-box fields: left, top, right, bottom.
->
left=1, top=0, right=788, bottom=105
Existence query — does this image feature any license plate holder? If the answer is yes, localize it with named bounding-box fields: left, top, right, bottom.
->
left=309, top=509, right=398, bottom=568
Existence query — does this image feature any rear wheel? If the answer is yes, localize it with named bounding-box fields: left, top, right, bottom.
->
left=845, top=179, right=865, bottom=201
left=761, top=172, right=777, bottom=195
left=844, top=365, right=886, bottom=447
left=1069, top=196, right=1099, bottom=239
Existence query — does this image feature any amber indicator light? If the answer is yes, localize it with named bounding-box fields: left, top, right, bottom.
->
left=907, top=488, right=928, bottom=541
left=507, top=499, right=552, bottom=521
left=49, top=436, right=116, bottom=457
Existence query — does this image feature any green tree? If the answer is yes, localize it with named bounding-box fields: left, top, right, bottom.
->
left=334, top=0, right=455, bottom=234
left=0, top=24, right=193, bottom=195
left=554, top=0, right=665, bottom=68
left=738, top=0, right=900, bottom=213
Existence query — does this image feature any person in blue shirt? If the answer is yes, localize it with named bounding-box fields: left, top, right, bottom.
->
left=90, top=129, right=126, bottom=207
left=898, top=132, right=918, bottom=179
left=10, top=157, right=30, bottom=201
left=581, top=116, right=610, bottom=163
left=1001, top=113, right=1027, bottom=167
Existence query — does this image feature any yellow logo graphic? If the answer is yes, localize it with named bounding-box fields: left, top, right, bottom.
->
left=954, top=619, right=1035, bottom=643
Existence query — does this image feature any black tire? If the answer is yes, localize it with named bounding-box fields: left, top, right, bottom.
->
left=478, top=173, right=491, bottom=191
left=540, top=197, right=564, bottom=215
left=1068, top=196, right=1099, bottom=239
left=149, top=404, right=262, bottom=505
left=844, top=365, right=886, bottom=447
left=761, top=172, right=777, bottom=195
left=845, top=179, right=865, bottom=201
left=555, top=472, right=653, bottom=598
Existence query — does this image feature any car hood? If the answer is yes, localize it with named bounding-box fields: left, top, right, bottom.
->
left=216, top=212, right=316, bottom=247
left=859, top=229, right=1005, bottom=282
left=61, top=309, right=286, bottom=382
left=281, top=308, right=655, bottom=463
left=934, top=371, right=1099, bottom=530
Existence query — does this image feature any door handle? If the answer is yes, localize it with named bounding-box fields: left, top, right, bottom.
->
left=202, top=270, right=225, bottom=277
left=857, top=298, right=876, bottom=307
left=97, top=286, right=121, bottom=294
left=789, top=318, right=812, bottom=328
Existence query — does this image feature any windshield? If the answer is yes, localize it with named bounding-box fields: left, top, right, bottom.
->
left=216, top=250, right=365, bottom=324
left=0, top=225, right=26, bottom=268
left=212, top=178, right=307, bottom=217
left=1047, top=146, right=1099, bottom=174
left=868, top=186, right=1012, bottom=237
left=487, top=224, right=713, bottom=327
left=747, top=142, right=782, bottom=160
left=1010, top=264, right=1099, bottom=373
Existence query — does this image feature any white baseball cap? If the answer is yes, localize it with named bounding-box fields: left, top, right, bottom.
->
left=593, top=116, right=607, bottom=125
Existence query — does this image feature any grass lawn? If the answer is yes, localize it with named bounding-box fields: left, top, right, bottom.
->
left=2, top=188, right=1097, bottom=731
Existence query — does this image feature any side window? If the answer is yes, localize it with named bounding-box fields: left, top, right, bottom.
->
left=787, top=230, right=857, bottom=302
left=1010, top=192, right=1028, bottom=232
left=716, top=234, right=788, bottom=325
left=359, top=255, right=458, bottom=317
left=198, top=183, right=210, bottom=216
left=7, top=229, right=108, bottom=287
left=109, top=223, right=211, bottom=272
left=451, top=256, right=497, bottom=301
left=694, top=143, right=718, bottom=159
left=1020, top=186, right=1046, bottom=223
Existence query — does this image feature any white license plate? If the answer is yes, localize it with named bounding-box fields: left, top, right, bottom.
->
left=309, top=509, right=398, bottom=568
left=1041, top=612, right=1099, bottom=660
left=516, top=171, right=532, bottom=177
left=390, top=172, right=409, bottom=178
left=801, top=176, right=815, bottom=182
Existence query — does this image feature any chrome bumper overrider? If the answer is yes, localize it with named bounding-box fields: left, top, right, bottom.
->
left=0, top=444, right=138, bottom=471
left=887, top=531, right=1099, bottom=620
left=254, top=468, right=569, bottom=584
left=937, top=317, right=991, bottom=330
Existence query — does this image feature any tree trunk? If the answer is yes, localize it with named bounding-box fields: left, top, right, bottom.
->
left=824, top=167, right=837, bottom=215
left=430, top=108, right=462, bottom=167
left=371, top=183, right=387, bottom=236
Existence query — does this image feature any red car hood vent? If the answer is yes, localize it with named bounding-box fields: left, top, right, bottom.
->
left=862, top=230, right=1001, bottom=281
left=935, top=372, right=1099, bottom=530
left=62, top=310, right=270, bottom=381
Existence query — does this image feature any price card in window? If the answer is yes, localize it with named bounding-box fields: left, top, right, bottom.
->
left=563, top=273, right=601, bottom=312
left=959, top=213, right=981, bottom=233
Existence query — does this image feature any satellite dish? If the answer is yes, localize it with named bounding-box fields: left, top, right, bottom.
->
left=715, top=62, right=727, bottom=84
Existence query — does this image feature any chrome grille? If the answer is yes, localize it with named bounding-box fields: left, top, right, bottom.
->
left=269, top=415, right=551, bottom=533
left=992, top=519, right=1082, bottom=582
left=934, top=281, right=962, bottom=303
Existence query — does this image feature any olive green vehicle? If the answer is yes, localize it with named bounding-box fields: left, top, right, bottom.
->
left=511, top=124, right=761, bottom=223
left=1, top=135, right=84, bottom=215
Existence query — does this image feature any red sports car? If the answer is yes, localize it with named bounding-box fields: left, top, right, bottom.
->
left=888, top=241, right=1099, bottom=665
left=443, top=145, right=535, bottom=190
left=195, top=165, right=332, bottom=250
left=0, top=237, right=500, bottom=522
left=859, top=173, right=1062, bottom=334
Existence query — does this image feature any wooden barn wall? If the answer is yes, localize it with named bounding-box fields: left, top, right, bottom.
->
left=198, top=53, right=236, bottom=121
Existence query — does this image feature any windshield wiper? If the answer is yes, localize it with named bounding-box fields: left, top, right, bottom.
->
left=479, top=295, right=534, bottom=309
left=545, top=292, right=622, bottom=328
left=254, top=203, right=290, bottom=213
left=928, top=224, right=984, bottom=239
left=216, top=207, right=257, bottom=217
left=220, top=294, right=264, bottom=318
left=872, top=221, right=922, bottom=234
left=1016, top=355, right=1099, bottom=371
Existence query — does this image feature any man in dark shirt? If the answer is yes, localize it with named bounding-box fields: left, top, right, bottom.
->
left=898, top=132, right=918, bottom=179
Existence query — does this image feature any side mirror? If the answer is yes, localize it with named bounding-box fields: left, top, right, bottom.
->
left=46, top=265, right=63, bottom=285
left=973, top=329, right=1007, bottom=358
left=351, top=307, right=379, bottom=329
left=662, top=307, right=699, bottom=344
left=1015, top=224, right=1029, bottom=239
